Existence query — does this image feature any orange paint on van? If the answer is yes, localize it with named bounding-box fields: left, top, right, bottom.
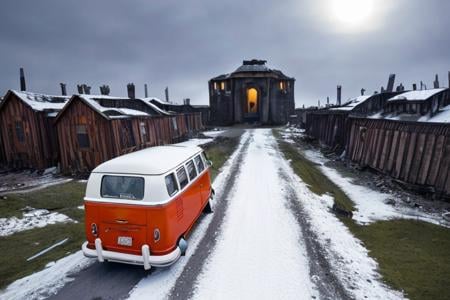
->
left=84, top=169, right=212, bottom=256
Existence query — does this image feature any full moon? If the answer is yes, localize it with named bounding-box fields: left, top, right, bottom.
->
left=331, top=0, right=375, bottom=25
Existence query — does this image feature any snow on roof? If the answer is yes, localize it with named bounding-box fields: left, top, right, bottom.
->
left=330, top=95, right=371, bottom=111
left=388, top=88, right=447, bottom=102
left=141, top=98, right=173, bottom=115
left=78, top=95, right=170, bottom=118
left=11, top=90, right=70, bottom=111
left=369, top=104, right=450, bottom=124
left=92, top=145, right=203, bottom=175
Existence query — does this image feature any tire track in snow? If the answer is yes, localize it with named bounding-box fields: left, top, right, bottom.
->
left=184, top=129, right=319, bottom=299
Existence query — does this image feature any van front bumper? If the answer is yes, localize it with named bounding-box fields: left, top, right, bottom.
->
left=82, top=238, right=181, bottom=270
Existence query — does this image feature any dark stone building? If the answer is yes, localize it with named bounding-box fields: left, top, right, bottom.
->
left=209, top=59, right=295, bottom=125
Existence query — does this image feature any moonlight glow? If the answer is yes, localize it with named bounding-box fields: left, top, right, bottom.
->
left=331, top=0, right=375, bottom=25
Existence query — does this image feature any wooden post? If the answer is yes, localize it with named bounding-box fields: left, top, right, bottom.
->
left=165, top=87, right=169, bottom=102
left=20, top=68, right=26, bottom=91
left=337, top=85, right=342, bottom=106
left=387, top=74, right=395, bottom=92
left=144, top=84, right=148, bottom=98
left=60, top=83, right=67, bottom=96
left=127, top=83, right=135, bottom=99
left=434, top=74, right=440, bottom=89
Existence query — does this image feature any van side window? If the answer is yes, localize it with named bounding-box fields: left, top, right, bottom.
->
left=165, top=173, right=179, bottom=196
left=101, top=175, right=144, bottom=200
left=176, top=166, right=189, bottom=189
left=186, top=160, right=197, bottom=181
left=194, top=155, right=205, bottom=173
left=201, top=152, right=209, bottom=167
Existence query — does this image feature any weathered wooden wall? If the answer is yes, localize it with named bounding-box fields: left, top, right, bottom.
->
left=57, top=100, right=204, bottom=174
left=305, top=111, right=349, bottom=151
left=347, top=117, right=450, bottom=197
left=0, top=94, right=58, bottom=169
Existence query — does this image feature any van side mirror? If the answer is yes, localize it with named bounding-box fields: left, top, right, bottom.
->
left=207, top=160, right=213, bottom=167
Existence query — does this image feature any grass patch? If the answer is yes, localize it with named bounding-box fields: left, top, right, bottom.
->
left=347, top=220, right=450, bottom=300
left=274, top=130, right=354, bottom=212
left=0, top=181, right=86, bottom=289
left=275, top=129, right=450, bottom=300
left=203, top=136, right=240, bottom=181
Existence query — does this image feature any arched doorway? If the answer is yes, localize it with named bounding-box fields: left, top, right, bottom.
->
left=246, top=88, right=258, bottom=114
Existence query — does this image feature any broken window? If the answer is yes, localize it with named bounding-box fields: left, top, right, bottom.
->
left=172, top=118, right=178, bottom=131
left=121, top=120, right=135, bottom=148
left=15, top=121, right=25, bottom=143
left=76, top=125, right=90, bottom=148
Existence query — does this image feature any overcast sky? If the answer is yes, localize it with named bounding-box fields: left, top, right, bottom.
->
left=0, top=0, right=449, bottom=107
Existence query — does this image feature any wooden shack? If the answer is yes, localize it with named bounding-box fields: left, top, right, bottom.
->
left=0, top=90, right=69, bottom=169
left=147, top=98, right=210, bottom=126
left=306, top=93, right=398, bottom=151
left=347, top=88, right=450, bottom=197
left=54, top=95, right=202, bottom=174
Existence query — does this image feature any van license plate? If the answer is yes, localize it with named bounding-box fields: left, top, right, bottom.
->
left=118, top=236, right=132, bottom=246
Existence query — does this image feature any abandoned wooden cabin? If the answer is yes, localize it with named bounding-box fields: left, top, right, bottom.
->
left=0, top=97, right=5, bottom=165
left=54, top=94, right=203, bottom=174
left=0, top=90, right=69, bottom=169
left=306, top=92, right=399, bottom=151
left=148, top=98, right=210, bottom=126
left=347, top=88, right=450, bottom=197
left=209, top=59, right=295, bottom=125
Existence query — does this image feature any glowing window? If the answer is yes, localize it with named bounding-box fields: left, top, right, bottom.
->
left=213, top=82, right=218, bottom=90
left=220, top=82, right=225, bottom=90
left=247, top=88, right=258, bottom=113
left=279, top=81, right=285, bottom=90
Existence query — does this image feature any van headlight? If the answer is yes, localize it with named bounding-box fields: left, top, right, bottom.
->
left=154, top=228, right=160, bottom=242
left=91, top=223, right=98, bottom=236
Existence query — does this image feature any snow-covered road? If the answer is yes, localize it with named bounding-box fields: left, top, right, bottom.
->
left=190, top=130, right=318, bottom=299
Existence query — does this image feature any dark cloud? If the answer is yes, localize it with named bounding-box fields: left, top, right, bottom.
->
left=0, top=0, right=449, bottom=106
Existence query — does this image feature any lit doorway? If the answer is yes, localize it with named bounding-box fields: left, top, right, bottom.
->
left=247, top=88, right=258, bottom=113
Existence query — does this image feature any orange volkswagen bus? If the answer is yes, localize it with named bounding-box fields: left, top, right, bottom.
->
left=82, top=145, right=214, bottom=269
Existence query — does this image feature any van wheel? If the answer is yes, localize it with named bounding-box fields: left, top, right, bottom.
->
left=203, top=198, right=214, bottom=214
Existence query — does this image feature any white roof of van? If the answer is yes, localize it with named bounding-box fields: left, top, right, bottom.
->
left=92, top=145, right=204, bottom=175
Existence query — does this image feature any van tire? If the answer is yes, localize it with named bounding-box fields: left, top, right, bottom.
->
left=203, top=199, right=214, bottom=214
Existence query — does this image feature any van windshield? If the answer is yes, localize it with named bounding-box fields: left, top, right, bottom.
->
left=101, top=175, right=144, bottom=200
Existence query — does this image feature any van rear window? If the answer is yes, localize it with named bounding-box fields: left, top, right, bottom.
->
left=101, top=176, right=144, bottom=200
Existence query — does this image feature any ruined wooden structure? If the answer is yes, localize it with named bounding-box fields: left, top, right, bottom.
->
left=209, top=59, right=295, bottom=125
left=347, top=118, right=450, bottom=197
left=148, top=98, right=210, bottom=126
left=54, top=95, right=203, bottom=174
left=306, top=93, right=399, bottom=152
left=0, top=90, right=69, bottom=169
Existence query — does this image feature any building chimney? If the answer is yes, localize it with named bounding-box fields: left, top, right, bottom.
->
left=434, top=74, right=440, bottom=89
left=60, top=83, right=67, bottom=96
left=420, top=81, right=424, bottom=90
left=20, top=68, right=26, bottom=91
left=183, top=98, right=191, bottom=105
left=413, top=83, right=417, bottom=91
left=337, top=85, right=342, bottom=106
left=77, top=84, right=84, bottom=94
left=144, top=84, right=148, bottom=98
left=327, top=97, right=330, bottom=105
left=381, top=86, right=385, bottom=93
left=100, top=85, right=110, bottom=95
left=165, top=87, right=169, bottom=102
left=127, top=83, right=135, bottom=99
left=83, top=84, right=91, bottom=95
left=318, top=100, right=321, bottom=108
left=387, top=74, right=395, bottom=92
left=361, top=88, right=366, bottom=96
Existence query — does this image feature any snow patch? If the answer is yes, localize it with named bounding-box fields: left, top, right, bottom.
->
left=302, top=149, right=447, bottom=226
left=0, top=251, right=92, bottom=300
left=0, top=208, right=73, bottom=237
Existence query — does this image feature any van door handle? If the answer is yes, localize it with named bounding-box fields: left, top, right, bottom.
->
left=115, top=219, right=128, bottom=224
